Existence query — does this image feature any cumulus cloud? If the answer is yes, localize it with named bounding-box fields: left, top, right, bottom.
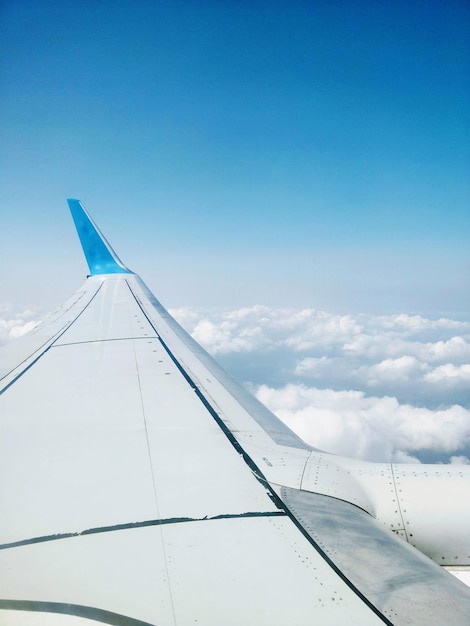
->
left=0, top=305, right=39, bottom=346
left=424, top=363, right=470, bottom=385
left=449, top=455, right=470, bottom=465
left=255, top=384, right=470, bottom=462
left=170, top=306, right=366, bottom=354
left=169, top=306, right=470, bottom=408
left=171, top=306, right=470, bottom=359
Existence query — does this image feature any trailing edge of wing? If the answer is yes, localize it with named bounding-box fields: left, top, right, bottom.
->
left=67, top=199, right=133, bottom=275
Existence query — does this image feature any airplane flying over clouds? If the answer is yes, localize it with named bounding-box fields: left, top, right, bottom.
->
left=1, top=199, right=469, bottom=625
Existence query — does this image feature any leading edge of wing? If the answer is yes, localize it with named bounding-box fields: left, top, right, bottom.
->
left=67, top=199, right=133, bottom=275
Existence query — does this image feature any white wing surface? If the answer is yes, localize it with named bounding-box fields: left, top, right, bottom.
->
left=1, top=200, right=469, bottom=625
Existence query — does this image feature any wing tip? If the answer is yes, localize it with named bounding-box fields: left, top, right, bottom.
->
left=67, top=199, right=133, bottom=276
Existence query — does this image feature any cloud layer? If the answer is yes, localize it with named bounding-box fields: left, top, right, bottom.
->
left=2, top=303, right=469, bottom=464
left=171, top=306, right=470, bottom=463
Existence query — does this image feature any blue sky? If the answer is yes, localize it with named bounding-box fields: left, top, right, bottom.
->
left=1, top=0, right=469, bottom=315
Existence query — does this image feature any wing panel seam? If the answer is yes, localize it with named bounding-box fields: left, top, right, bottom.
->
left=391, top=463, right=409, bottom=540
left=0, top=512, right=288, bottom=551
left=0, top=599, right=154, bottom=626
left=0, top=283, right=104, bottom=396
left=53, top=336, right=157, bottom=348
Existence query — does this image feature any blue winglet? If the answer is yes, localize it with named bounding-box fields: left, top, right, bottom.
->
left=68, top=199, right=133, bottom=275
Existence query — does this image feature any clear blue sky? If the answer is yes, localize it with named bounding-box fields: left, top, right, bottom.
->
left=1, top=0, right=469, bottom=316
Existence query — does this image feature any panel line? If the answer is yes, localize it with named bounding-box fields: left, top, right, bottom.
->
left=0, top=599, right=155, bottom=626
left=0, top=284, right=104, bottom=396
left=0, top=512, right=287, bottom=551
left=53, top=336, right=157, bottom=348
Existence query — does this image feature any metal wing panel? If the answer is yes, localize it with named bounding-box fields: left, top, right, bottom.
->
left=282, top=487, right=470, bottom=626
left=392, top=463, right=470, bottom=564
left=1, top=276, right=282, bottom=545
left=301, top=452, right=470, bottom=564
left=0, top=519, right=385, bottom=626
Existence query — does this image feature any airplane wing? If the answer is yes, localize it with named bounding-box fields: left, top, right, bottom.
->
left=1, top=199, right=469, bottom=625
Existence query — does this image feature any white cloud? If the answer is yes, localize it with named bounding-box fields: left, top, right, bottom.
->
left=424, top=363, right=470, bottom=385
left=420, top=336, right=470, bottom=362
left=366, top=356, right=426, bottom=385
left=449, top=455, right=470, bottom=465
left=0, top=306, right=39, bottom=346
left=170, top=306, right=470, bottom=361
left=255, top=383, right=470, bottom=462
left=343, top=333, right=470, bottom=364
left=170, top=306, right=366, bottom=354
left=8, top=320, right=37, bottom=340
left=169, top=306, right=470, bottom=407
